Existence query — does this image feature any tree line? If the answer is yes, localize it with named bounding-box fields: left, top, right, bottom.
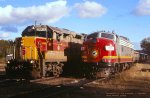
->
left=140, top=37, right=150, bottom=55
left=0, top=40, right=14, bottom=59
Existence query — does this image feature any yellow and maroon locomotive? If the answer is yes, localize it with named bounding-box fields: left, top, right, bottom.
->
left=6, top=25, right=84, bottom=79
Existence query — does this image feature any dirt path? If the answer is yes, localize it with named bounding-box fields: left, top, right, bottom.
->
left=53, top=63, right=150, bottom=98
left=90, top=63, right=150, bottom=89
left=0, top=63, right=150, bottom=98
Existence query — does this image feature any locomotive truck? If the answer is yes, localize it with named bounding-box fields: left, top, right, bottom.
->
left=81, top=31, right=134, bottom=78
left=5, top=25, right=84, bottom=79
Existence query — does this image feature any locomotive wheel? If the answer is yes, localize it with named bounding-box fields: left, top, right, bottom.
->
left=52, top=63, right=63, bottom=77
left=124, top=63, right=129, bottom=70
left=119, top=64, right=123, bottom=72
left=122, top=64, right=125, bottom=71
left=114, top=64, right=119, bottom=73
left=87, top=65, right=96, bottom=79
left=53, top=68, right=60, bottom=77
left=45, top=71, right=52, bottom=77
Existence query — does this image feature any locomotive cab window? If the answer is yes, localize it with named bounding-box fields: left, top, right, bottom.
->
left=100, top=33, right=114, bottom=40
left=22, top=26, right=48, bottom=38
left=86, top=32, right=99, bottom=39
left=35, top=31, right=46, bottom=37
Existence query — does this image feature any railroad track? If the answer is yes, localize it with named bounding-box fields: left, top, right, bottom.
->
left=2, top=70, right=122, bottom=97
left=2, top=70, right=120, bottom=98
left=30, top=77, right=56, bottom=83
left=6, top=75, right=117, bottom=98
left=0, top=77, right=60, bottom=90
left=141, top=68, right=150, bottom=72
left=0, top=79, right=20, bottom=88
left=1, top=64, right=148, bottom=98
left=0, top=74, right=6, bottom=80
left=6, top=77, right=95, bottom=98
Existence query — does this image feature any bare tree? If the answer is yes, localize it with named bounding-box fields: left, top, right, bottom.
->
left=140, top=37, right=150, bottom=55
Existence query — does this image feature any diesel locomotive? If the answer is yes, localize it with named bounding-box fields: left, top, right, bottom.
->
left=81, top=31, right=135, bottom=78
left=5, top=25, right=148, bottom=79
left=5, top=25, right=84, bottom=79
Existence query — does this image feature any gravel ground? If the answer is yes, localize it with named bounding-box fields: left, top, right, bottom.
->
left=0, top=77, right=83, bottom=98
left=0, top=62, right=150, bottom=98
left=52, top=63, right=150, bottom=98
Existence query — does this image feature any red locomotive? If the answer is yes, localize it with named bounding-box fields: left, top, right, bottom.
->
left=81, top=31, right=134, bottom=77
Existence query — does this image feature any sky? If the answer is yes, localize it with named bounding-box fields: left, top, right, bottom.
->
left=0, top=0, right=150, bottom=50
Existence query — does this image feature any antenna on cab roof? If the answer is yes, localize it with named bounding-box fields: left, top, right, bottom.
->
left=35, top=20, right=37, bottom=26
left=112, top=30, right=115, bottom=34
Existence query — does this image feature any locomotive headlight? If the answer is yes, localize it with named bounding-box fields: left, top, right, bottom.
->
left=105, top=44, right=114, bottom=51
left=30, top=60, right=34, bottom=64
left=91, top=50, right=99, bottom=58
left=7, top=61, right=10, bottom=64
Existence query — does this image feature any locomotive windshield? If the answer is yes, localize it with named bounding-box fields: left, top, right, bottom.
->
left=101, top=33, right=114, bottom=40
left=22, top=26, right=52, bottom=38
left=87, top=32, right=99, bottom=39
left=86, top=32, right=115, bottom=40
left=22, top=29, right=46, bottom=37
